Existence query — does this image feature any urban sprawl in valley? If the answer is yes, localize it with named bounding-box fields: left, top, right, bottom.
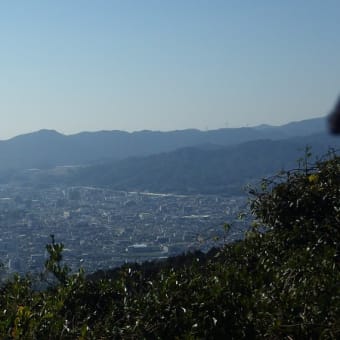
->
left=0, top=185, right=249, bottom=276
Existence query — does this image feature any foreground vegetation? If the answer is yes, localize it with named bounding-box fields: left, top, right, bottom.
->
left=0, top=153, right=339, bottom=339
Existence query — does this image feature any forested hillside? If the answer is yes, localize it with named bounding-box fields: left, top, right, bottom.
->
left=0, top=152, right=339, bottom=338
left=6, top=132, right=339, bottom=196
left=60, top=132, right=340, bottom=195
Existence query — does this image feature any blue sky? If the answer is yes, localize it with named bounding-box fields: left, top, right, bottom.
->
left=0, top=0, right=340, bottom=139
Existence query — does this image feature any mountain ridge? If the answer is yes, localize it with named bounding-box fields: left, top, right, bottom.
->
left=13, top=131, right=340, bottom=195
left=0, top=117, right=327, bottom=171
left=64, top=131, right=338, bottom=195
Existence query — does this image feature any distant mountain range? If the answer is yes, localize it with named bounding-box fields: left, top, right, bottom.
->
left=3, top=116, right=339, bottom=195
left=0, top=117, right=328, bottom=171
left=61, top=132, right=340, bottom=195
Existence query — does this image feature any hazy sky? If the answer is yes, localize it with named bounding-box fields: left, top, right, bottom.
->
left=1, top=1, right=340, bottom=139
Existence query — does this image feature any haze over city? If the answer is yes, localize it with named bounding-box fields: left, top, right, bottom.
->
left=1, top=0, right=340, bottom=139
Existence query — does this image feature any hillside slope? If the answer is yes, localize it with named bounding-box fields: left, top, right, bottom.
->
left=62, top=132, right=340, bottom=195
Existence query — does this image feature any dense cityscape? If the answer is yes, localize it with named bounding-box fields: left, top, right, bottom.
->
left=0, top=185, right=249, bottom=276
